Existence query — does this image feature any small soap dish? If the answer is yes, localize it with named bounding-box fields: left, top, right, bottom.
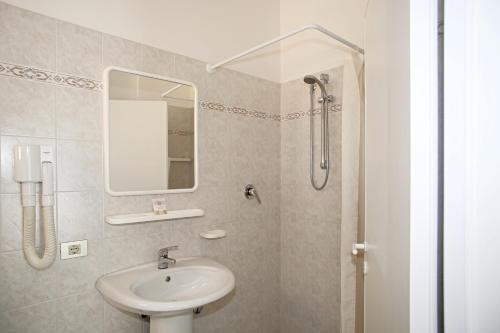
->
left=199, top=229, right=227, bottom=240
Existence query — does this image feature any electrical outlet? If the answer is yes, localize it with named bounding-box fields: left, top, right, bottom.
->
left=68, top=244, right=81, bottom=255
left=61, top=240, right=87, bottom=260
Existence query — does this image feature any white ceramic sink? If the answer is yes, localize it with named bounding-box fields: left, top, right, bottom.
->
left=96, top=257, right=235, bottom=333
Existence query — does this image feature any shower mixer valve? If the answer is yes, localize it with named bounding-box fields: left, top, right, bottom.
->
left=244, top=184, right=261, bottom=204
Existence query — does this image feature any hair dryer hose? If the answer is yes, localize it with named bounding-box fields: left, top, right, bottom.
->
left=22, top=206, right=56, bottom=269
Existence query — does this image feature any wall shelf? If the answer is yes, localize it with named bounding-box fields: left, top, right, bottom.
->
left=105, top=209, right=204, bottom=225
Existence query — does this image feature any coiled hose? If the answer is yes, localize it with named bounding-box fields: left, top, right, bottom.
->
left=22, top=206, right=56, bottom=269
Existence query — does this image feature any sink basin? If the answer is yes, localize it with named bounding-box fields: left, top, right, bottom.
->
left=96, top=257, right=235, bottom=333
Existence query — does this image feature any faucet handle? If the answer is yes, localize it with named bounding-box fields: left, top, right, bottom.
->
left=158, top=245, right=178, bottom=257
left=244, top=184, right=262, bottom=204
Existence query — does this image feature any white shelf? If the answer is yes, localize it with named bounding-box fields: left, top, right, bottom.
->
left=105, top=209, right=204, bottom=225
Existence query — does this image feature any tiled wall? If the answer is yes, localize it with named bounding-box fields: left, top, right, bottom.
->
left=280, top=68, right=344, bottom=333
left=0, top=3, right=358, bottom=333
left=0, top=3, right=281, bottom=333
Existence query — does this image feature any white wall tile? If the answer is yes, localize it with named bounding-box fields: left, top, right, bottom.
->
left=102, top=34, right=142, bottom=70
left=57, top=191, right=102, bottom=242
left=103, top=302, right=142, bottom=333
left=0, top=77, right=55, bottom=138
left=24, top=256, right=62, bottom=305
left=56, top=140, right=102, bottom=191
left=0, top=156, right=59, bottom=277
left=0, top=194, right=23, bottom=252
left=0, top=300, right=58, bottom=333
left=56, top=87, right=101, bottom=141
left=57, top=22, right=102, bottom=80
left=0, top=251, right=30, bottom=312
left=141, top=45, right=175, bottom=77
left=0, top=2, right=56, bottom=70
left=55, top=290, right=104, bottom=333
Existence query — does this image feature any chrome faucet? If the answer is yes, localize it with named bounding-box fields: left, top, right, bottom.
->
left=158, top=245, right=178, bottom=269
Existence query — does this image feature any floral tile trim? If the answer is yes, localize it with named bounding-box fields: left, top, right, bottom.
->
left=199, top=101, right=283, bottom=121
left=199, top=100, right=342, bottom=121
left=0, top=61, right=102, bottom=91
left=281, top=104, right=342, bottom=121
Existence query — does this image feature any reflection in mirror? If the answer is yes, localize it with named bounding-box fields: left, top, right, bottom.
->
left=105, top=68, right=197, bottom=195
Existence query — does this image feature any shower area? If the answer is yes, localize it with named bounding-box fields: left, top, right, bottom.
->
left=206, top=23, right=366, bottom=333
left=280, top=61, right=364, bottom=333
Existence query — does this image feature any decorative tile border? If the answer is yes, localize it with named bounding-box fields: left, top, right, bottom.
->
left=199, top=100, right=342, bottom=121
left=0, top=61, right=342, bottom=121
left=199, top=101, right=282, bottom=121
left=281, top=104, right=342, bottom=121
left=0, top=61, right=102, bottom=91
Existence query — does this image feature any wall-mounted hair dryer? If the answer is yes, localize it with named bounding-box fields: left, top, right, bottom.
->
left=14, top=145, right=56, bottom=269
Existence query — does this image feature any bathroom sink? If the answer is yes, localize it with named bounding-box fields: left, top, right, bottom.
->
left=96, top=257, right=235, bottom=333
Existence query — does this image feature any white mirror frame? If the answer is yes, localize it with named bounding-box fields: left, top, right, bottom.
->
left=103, top=66, right=199, bottom=196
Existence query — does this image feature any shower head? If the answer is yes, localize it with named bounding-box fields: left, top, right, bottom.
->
left=303, top=75, right=327, bottom=96
left=303, top=75, right=318, bottom=85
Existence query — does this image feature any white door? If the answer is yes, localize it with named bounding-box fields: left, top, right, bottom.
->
left=363, top=0, right=439, bottom=332
left=364, top=0, right=500, bottom=331
left=363, top=0, right=411, bottom=331
left=444, top=0, right=500, bottom=331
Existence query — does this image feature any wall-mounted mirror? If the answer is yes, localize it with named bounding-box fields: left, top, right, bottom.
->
left=104, top=67, right=198, bottom=195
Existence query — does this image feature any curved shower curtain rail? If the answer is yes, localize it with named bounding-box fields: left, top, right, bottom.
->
left=206, top=24, right=365, bottom=73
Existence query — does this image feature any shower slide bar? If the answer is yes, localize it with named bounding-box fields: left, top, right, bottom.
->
left=206, top=24, right=365, bottom=73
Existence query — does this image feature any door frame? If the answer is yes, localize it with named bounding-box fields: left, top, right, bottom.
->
left=409, top=0, right=440, bottom=331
